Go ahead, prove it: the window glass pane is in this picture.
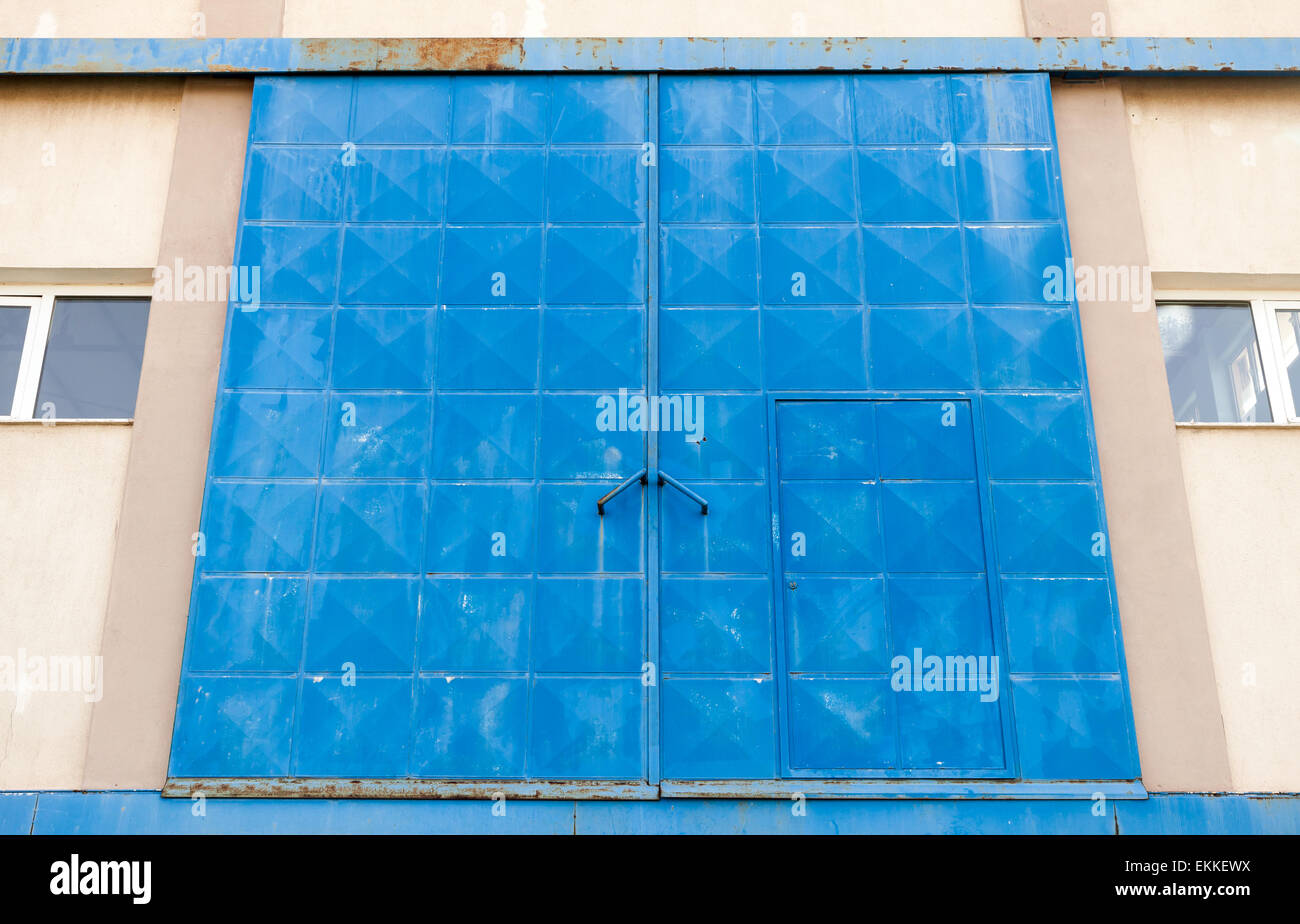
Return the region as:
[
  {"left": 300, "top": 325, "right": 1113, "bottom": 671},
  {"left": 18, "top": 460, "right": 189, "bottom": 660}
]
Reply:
[
  {"left": 34, "top": 298, "right": 150, "bottom": 419},
  {"left": 1156, "top": 303, "right": 1272, "bottom": 423},
  {"left": 0, "top": 306, "right": 31, "bottom": 415},
  {"left": 1275, "top": 309, "right": 1300, "bottom": 417}
]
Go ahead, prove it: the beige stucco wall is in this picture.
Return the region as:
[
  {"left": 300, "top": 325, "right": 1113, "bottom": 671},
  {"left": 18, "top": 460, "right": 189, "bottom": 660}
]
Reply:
[
  {"left": 1109, "top": 0, "right": 1300, "bottom": 37},
  {"left": 1175, "top": 428, "right": 1300, "bottom": 791},
  {"left": 0, "top": 78, "right": 183, "bottom": 272},
  {"left": 1124, "top": 78, "right": 1300, "bottom": 277},
  {"left": 0, "top": 78, "right": 183, "bottom": 787},
  {"left": 0, "top": 0, "right": 1029, "bottom": 40},
  {"left": 0, "top": 1, "right": 201, "bottom": 37},
  {"left": 8, "top": 0, "right": 1300, "bottom": 39},
  {"left": 1124, "top": 76, "right": 1300, "bottom": 790},
  {"left": 0, "top": 425, "right": 132, "bottom": 788},
  {"left": 282, "top": 1, "right": 1025, "bottom": 37}
]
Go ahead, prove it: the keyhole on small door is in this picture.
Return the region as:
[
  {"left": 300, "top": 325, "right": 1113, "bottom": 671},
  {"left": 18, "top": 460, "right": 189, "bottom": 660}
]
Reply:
[{"left": 788, "top": 581, "right": 797, "bottom": 590}]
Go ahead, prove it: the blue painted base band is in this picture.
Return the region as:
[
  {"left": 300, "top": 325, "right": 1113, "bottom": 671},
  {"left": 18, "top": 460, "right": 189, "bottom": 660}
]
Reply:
[{"left": 3, "top": 792, "right": 1297, "bottom": 835}]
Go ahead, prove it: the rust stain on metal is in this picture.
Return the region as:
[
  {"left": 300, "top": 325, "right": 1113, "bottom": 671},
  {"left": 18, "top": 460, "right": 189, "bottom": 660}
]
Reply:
[
  {"left": 163, "top": 777, "right": 656, "bottom": 800},
  {"left": 414, "top": 37, "right": 523, "bottom": 70},
  {"left": 300, "top": 37, "right": 524, "bottom": 72},
  {"left": 566, "top": 37, "right": 613, "bottom": 70}
]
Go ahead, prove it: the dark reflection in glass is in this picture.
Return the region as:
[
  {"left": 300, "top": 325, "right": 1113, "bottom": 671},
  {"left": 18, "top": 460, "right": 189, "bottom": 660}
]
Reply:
[
  {"left": 0, "top": 306, "right": 30, "bottom": 415},
  {"left": 35, "top": 298, "right": 150, "bottom": 419}
]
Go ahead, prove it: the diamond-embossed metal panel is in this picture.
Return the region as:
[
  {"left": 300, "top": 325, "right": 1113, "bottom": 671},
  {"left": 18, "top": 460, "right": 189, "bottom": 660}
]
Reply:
[
  {"left": 170, "top": 72, "right": 1140, "bottom": 792},
  {"left": 171, "top": 75, "right": 652, "bottom": 785},
  {"left": 654, "top": 73, "right": 1138, "bottom": 785}
]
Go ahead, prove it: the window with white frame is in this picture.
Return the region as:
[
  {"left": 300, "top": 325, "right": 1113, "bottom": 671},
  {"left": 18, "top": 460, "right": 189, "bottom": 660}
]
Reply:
[
  {"left": 1156, "top": 298, "right": 1300, "bottom": 424},
  {"left": 0, "top": 289, "right": 151, "bottom": 421}
]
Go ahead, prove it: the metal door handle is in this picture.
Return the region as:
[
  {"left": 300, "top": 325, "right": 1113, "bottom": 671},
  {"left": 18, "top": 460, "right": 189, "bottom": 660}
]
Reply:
[
  {"left": 658, "top": 471, "right": 708, "bottom": 515},
  {"left": 596, "top": 468, "right": 647, "bottom": 515}
]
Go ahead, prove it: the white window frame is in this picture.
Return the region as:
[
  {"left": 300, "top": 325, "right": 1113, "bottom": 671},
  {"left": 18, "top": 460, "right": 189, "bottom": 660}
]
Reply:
[
  {"left": 1261, "top": 299, "right": 1300, "bottom": 423},
  {"left": 0, "top": 283, "right": 154, "bottom": 422}
]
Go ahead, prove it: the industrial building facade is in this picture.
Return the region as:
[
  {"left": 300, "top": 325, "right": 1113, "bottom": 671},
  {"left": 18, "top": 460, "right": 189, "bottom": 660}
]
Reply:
[{"left": 0, "top": 1, "right": 1298, "bottom": 834}]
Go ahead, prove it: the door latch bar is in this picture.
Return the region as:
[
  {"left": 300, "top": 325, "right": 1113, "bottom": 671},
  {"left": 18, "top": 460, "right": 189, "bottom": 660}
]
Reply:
[
  {"left": 596, "top": 467, "right": 648, "bottom": 515},
  {"left": 658, "top": 470, "right": 708, "bottom": 515}
]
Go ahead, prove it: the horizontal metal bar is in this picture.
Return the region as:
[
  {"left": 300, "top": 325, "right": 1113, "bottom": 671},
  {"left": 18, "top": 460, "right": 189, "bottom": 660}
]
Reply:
[
  {"left": 163, "top": 778, "right": 659, "bottom": 800},
  {"left": 658, "top": 471, "right": 708, "bottom": 515},
  {"left": 660, "top": 780, "right": 1151, "bottom": 800},
  {"left": 161, "top": 777, "right": 1148, "bottom": 800},
  {"left": 596, "top": 467, "right": 647, "bottom": 515},
  {"left": 4, "top": 37, "right": 1300, "bottom": 75}
]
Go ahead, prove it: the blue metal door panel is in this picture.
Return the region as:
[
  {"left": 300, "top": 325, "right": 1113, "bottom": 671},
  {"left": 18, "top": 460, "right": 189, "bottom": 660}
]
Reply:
[
  {"left": 171, "top": 74, "right": 652, "bottom": 785},
  {"left": 654, "top": 73, "right": 1139, "bottom": 786},
  {"left": 170, "top": 71, "right": 1141, "bottom": 793},
  {"left": 766, "top": 400, "right": 1008, "bottom": 776}
]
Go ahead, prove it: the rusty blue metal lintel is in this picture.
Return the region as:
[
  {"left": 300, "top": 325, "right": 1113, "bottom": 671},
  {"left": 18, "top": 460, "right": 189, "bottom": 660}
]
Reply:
[
  {"left": 2, "top": 37, "right": 1300, "bottom": 75},
  {"left": 660, "top": 780, "right": 1150, "bottom": 800},
  {"left": 163, "top": 778, "right": 660, "bottom": 800},
  {"left": 160, "top": 778, "right": 1148, "bottom": 800}
]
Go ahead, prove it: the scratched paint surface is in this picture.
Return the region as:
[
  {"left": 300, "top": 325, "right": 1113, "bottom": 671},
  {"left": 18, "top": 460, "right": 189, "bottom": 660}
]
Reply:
[{"left": 169, "top": 73, "right": 1140, "bottom": 789}]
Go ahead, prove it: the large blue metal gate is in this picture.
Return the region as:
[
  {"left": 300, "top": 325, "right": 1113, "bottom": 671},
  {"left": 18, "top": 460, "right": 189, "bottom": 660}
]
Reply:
[{"left": 168, "top": 72, "right": 1141, "bottom": 795}]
